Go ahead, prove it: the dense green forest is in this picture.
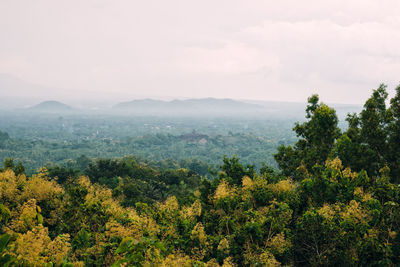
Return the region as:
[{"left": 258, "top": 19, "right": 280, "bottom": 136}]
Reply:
[
  {"left": 1, "top": 84, "right": 400, "bottom": 266},
  {"left": 0, "top": 115, "right": 297, "bottom": 175}
]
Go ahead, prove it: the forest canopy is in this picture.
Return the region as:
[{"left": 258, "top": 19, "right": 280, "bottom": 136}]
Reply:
[{"left": 1, "top": 84, "right": 400, "bottom": 266}]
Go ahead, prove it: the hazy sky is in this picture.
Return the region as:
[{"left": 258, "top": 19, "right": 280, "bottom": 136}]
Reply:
[{"left": 1, "top": 0, "right": 400, "bottom": 104}]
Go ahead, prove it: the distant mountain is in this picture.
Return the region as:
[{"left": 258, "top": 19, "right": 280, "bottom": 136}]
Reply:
[
  {"left": 113, "top": 98, "right": 265, "bottom": 116},
  {"left": 29, "top": 101, "right": 73, "bottom": 112},
  {"left": 115, "top": 99, "right": 169, "bottom": 109}
]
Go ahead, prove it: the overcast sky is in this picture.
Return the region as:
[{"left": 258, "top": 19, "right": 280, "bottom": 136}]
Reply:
[{"left": 1, "top": 0, "right": 400, "bottom": 104}]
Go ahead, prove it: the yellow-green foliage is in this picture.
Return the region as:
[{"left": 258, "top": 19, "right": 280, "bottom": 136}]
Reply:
[
  {"left": 20, "top": 175, "right": 63, "bottom": 202},
  {"left": 160, "top": 253, "right": 194, "bottom": 267},
  {"left": 214, "top": 179, "right": 235, "bottom": 201},
  {"left": 0, "top": 169, "right": 24, "bottom": 204},
  {"left": 1, "top": 144, "right": 400, "bottom": 267},
  {"left": 10, "top": 225, "right": 71, "bottom": 266},
  {"left": 341, "top": 200, "right": 369, "bottom": 224},
  {"left": 191, "top": 222, "right": 207, "bottom": 245},
  {"left": 5, "top": 198, "right": 42, "bottom": 234}
]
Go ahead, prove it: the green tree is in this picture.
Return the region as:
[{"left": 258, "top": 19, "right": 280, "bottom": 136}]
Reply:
[
  {"left": 275, "top": 95, "right": 340, "bottom": 179},
  {"left": 388, "top": 85, "right": 400, "bottom": 183},
  {"left": 336, "top": 84, "right": 392, "bottom": 178},
  {"left": 219, "top": 156, "right": 256, "bottom": 185},
  {"left": 2, "top": 158, "right": 25, "bottom": 175}
]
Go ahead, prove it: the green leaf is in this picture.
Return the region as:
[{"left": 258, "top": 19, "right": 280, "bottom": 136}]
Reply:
[
  {"left": 115, "top": 238, "right": 132, "bottom": 254},
  {"left": 37, "top": 214, "right": 44, "bottom": 224},
  {"left": 0, "top": 234, "right": 11, "bottom": 253}
]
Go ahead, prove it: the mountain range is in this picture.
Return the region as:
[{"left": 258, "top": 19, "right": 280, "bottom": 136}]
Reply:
[
  {"left": 113, "top": 98, "right": 267, "bottom": 116},
  {"left": 0, "top": 73, "right": 362, "bottom": 118}
]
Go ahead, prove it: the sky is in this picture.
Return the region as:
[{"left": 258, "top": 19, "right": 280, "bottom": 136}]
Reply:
[{"left": 0, "top": 0, "right": 400, "bottom": 105}]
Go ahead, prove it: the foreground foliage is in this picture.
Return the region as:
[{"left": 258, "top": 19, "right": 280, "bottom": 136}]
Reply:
[{"left": 2, "top": 156, "right": 400, "bottom": 266}]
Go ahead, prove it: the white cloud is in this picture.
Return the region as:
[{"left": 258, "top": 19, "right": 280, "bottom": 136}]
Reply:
[{"left": 178, "top": 41, "right": 280, "bottom": 74}]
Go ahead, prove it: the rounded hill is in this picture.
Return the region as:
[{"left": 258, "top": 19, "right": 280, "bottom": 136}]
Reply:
[{"left": 30, "top": 101, "right": 73, "bottom": 111}]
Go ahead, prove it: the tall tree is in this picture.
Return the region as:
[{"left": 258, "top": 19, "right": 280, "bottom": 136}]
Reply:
[
  {"left": 388, "top": 85, "right": 400, "bottom": 183},
  {"left": 359, "top": 84, "right": 390, "bottom": 173},
  {"left": 275, "top": 95, "right": 340, "bottom": 179},
  {"left": 335, "top": 84, "right": 391, "bottom": 177}
]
